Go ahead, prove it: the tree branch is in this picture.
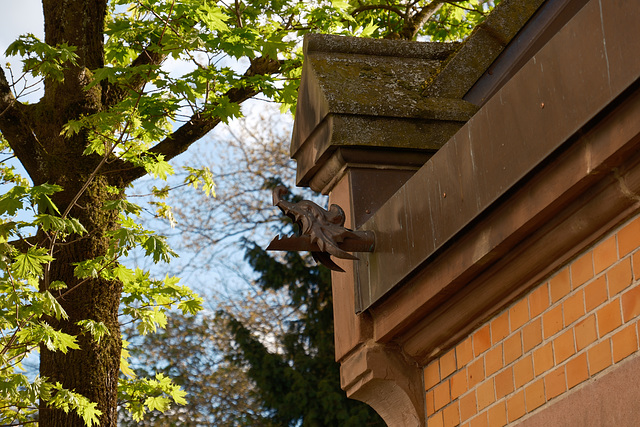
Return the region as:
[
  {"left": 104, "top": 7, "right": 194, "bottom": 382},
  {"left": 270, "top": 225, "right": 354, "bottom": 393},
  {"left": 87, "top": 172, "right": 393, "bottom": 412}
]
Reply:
[
  {"left": 102, "top": 47, "right": 167, "bottom": 108},
  {"left": 109, "top": 56, "right": 282, "bottom": 185},
  {"left": 0, "top": 66, "right": 45, "bottom": 183},
  {"left": 351, "top": 4, "right": 405, "bottom": 18},
  {"left": 399, "top": 0, "right": 444, "bottom": 40}
]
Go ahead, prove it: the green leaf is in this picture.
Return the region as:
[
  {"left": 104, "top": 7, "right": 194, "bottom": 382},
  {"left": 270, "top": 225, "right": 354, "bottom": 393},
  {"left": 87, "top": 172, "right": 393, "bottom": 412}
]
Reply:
[
  {"left": 142, "top": 235, "right": 177, "bottom": 263},
  {"left": 196, "top": 4, "right": 230, "bottom": 32},
  {"left": 184, "top": 166, "right": 216, "bottom": 197},
  {"left": 78, "top": 401, "right": 102, "bottom": 427},
  {"left": 112, "top": 264, "right": 136, "bottom": 284},
  {"left": 13, "top": 247, "right": 53, "bottom": 278},
  {"left": 103, "top": 199, "right": 141, "bottom": 216},
  {"left": 145, "top": 395, "right": 171, "bottom": 412},
  {"left": 0, "top": 194, "right": 23, "bottom": 216},
  {"left": 120, "top": 341, "right": 136, "bottom": 379},
  {"left": 77, "top": 319, "right": 111, "bottom": 345},
  {"left": 49, "top": 280, "right": 67, "bottom": 290},
  {"left": 34, "top": 214, "right": 65, "bottom": 232},
  {"left": 177, "top": 297, "right": 203, "bottom": 316},
  {"left": 143, "top": 155, "right": 174, "bottom": 180},
  {"left": 73, "top": 257, "right": 104, "bottom": 279},
  {"left": 360, "top": 20, "right": 378, "bottom": 37},
  {"left": 16, "top": 323, "right": 80, "bottom": 353},
  {"left": 42, "top": 291, "right": 68, "bottom": 321}
]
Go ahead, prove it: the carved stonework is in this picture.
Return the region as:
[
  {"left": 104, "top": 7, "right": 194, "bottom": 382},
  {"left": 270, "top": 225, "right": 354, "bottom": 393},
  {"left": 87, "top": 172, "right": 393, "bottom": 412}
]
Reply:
[
  {"left": 341, "top": 342, "right": 424, "bottom": 426},
  {"left": 267, "top": 186, "right": 374, "bottom": 272}
]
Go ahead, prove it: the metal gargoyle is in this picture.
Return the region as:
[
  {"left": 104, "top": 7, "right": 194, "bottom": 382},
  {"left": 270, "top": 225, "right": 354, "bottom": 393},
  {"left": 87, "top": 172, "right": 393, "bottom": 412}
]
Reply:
[{"left": 267, "top": 186, "right": 375, "bottom": 272}]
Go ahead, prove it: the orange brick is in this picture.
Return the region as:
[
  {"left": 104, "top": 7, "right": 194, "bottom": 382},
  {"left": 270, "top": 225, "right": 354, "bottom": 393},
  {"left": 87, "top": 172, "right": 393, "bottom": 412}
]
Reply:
[
  {"left": 587, "top": 340, "right": 612, "bottom": 375},
  {"left": 584, "top": 276, "right": 608, "bottom": 312},
  {"left": 543, "top": 305, "right": 563, "bottom": 339},
  {"left": 491, "top": 312, "right": 510, "bottom": 345},
  {"left": 457, "top": 338, "right": 474, "bottom": 368},
  {"left": 443, "top": 400, "right": 461, "bottom": 427},
  {"left": 574, "top": 315, "right": 597, "bottom": 351},
  {"left": 474, "top": 325, "right": 491, "bottom": 356},
  {"left": 506, "top": 390, "right": 526, "bottom": 422},
  {"left": 467, "top": 359, "right": 485, "bottom": 388},
  {"left": 495, "top": 367, "right": 514, "bottom": 399},
  {"left": 504, "top": 332, "right": 522, "bottom": 365},
  {"left": 553, "top": 329, "right": 575, "bottom": 364},
  {"left": 514, "top": 355, "right": 534, "bottom": 388},
  {"left": 476, "top": 379, "right": 495, "bottom": 411},
  {"left": 634, "top": 251, "right": 640, "bottom": 281},
  {"left": 594, "top": 235, "right": 618, "bottom": 274},
  {"left": 427, "top": 390, "right": 436, "bottom": 416},
  {"left": 597, "top": 299, "right": 622, "bottom": 336},
  {"left": 563, "top": 291, "right": 585, "bottom": 326},
  {"left": 544, "top": 366, "right": 566, "bottom": 400},
  {"left": 566, "top": 352, "right": 589, "bottom": 389},
  {"left": 529, "top": 284, "right": 550, "bottom": 317},
  {"left": 441, "top": 349, "right": 457, "bottom": 378},
  {"left": 460, "top": 391, "right": 478, "bottom": 422},
  {"left": 608, "top": 257, "right": 633, "bottom": 296},
  {"left": 612, "top": 323, "right": 638, "bottom": 363},
  {"left": 617, "top": 217, "right": 640, "bottom": 257},
  {"left": 550, "top": 268, "right": 571, "bottom": 302},
  {"left": 509, "top": 299, "right": 529, "bottom": 331},
  {"left": 524, "top": 378, "right": 545, "bottom": 412},
  {"left": 485, "top": 345, "right": 503, "bottom": 376},
  {"left": 429, "top": 411, "right": 444, "bottom": 427},
  {"left": 523, "top": 318, "right": 542, "bottom": 352},
  {"left": 533, "top": 342, "right": 554, "bottom": 377},
  {"left": 469, "top": 412, "right": 488, "bottom": 427},
  {"left": 571, "top": 252, "right": 594, "bottom": 289},
  {"left": 451, "top": 370, "right": 469, "bottom": 399},
  {"left": 622, "top": 285, "right": 640, "bottom": 322},
  {"left": 487, "top": 401, "right": 507, "bottom": 427},
  {"left": 425, "top": 361, "right": 441, "bottom": 390},
  {"left": 434, "top": 380, "right": 451, "bottom": 411}
]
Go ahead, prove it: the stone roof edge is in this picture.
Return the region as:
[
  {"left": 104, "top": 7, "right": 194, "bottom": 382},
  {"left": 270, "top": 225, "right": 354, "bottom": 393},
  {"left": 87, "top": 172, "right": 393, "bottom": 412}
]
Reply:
[
  {"left": 303, "top": 32, "right": 458, "bottom": 60},
  {"left": 421, "top": 0, "right": 547, "bottom": 98}
]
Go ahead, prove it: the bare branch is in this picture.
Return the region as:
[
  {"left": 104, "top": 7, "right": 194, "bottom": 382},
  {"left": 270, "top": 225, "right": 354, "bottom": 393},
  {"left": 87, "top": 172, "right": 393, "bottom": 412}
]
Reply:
[{"left": 445, "top": 0, "right": 487, "bottom": 14}]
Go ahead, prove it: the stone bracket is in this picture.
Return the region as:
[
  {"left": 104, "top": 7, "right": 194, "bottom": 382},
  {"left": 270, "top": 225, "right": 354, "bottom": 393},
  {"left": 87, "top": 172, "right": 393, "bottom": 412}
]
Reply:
[{"left": 341, "top": 342, "right": 425, "bottom": 426}]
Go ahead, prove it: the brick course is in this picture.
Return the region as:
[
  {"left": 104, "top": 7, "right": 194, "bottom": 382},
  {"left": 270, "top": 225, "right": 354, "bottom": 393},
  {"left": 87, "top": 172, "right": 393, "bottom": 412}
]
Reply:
[{"left": 423, "top": 215, "right": 640, "bottom": 426}]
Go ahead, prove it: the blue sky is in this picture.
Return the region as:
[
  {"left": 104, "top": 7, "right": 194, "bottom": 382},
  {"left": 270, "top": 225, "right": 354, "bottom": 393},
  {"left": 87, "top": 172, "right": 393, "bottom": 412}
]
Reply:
[{"left": 0, "top": 0, "right": 44, "bottom": 57}]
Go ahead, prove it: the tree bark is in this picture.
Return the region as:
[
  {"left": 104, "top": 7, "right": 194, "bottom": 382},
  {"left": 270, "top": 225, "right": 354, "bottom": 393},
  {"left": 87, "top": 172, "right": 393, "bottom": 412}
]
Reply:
[{"left": 39, "top": 179, "right": 123, "bottom": 426}]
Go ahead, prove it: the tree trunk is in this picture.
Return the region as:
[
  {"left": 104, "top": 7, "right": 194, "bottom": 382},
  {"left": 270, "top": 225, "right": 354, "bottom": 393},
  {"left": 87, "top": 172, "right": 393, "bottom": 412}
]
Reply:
[
  {"left": 21, "top": 2, "right": 125, "bottom": 424},
  {"left": 38, "top": 177, "right": 124, "bottom": 426}
]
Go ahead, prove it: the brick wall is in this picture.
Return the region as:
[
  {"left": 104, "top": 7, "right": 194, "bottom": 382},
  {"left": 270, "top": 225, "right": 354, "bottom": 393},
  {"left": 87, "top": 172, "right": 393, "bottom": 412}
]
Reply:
[{"left": 423, "top": 214, "right": 640, "bottom": 427}]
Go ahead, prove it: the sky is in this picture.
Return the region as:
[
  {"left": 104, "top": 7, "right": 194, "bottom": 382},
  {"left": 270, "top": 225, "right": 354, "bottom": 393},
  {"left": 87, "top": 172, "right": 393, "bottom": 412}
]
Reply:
[{"left": 0, "top": 0, "right": 44, "bottom": 57}]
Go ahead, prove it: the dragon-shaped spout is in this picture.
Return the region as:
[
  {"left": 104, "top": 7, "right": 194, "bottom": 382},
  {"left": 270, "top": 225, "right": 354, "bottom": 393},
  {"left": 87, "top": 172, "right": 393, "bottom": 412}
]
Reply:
[{"left": 267, "top": 186, "right": 375, "bottom": 272}]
